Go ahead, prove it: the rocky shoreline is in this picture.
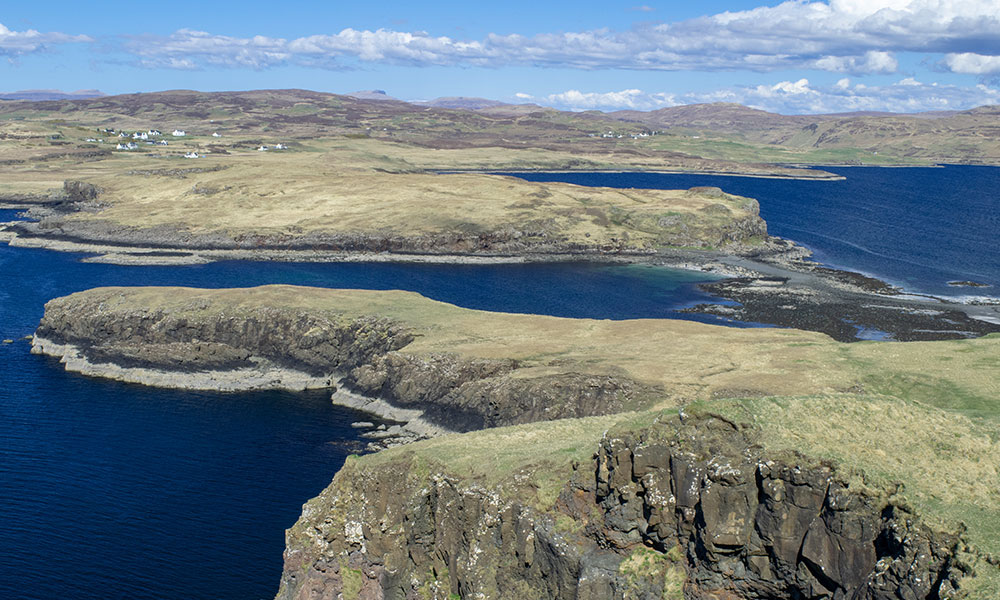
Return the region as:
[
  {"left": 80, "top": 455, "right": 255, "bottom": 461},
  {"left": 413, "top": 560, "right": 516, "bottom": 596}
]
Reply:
[
  {"left": 30, "top": 287, "right": 664, "bottom": 446},
  {"left": 5, "top": 195, "right": 999, "bottom": 343},
  {"left": 666, "top": 249, "right": 1000, "bottom": 342}
]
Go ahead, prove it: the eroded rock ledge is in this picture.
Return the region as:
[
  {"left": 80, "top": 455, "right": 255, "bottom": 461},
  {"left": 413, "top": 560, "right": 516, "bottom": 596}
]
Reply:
[
  {"left": 278, "top": 415, "right": 966, "bottom": 600},
  {"left": 32, "top": 287, "right": 655, "bottom": 432}
]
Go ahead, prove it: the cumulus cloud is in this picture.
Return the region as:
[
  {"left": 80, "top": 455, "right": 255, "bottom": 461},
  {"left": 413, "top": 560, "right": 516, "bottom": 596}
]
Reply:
[
  {"left": 126, "top": 29, "right": 290, "bottom": 69},
  {"left": 534, "top": 79, "right": 1000, "bottom": 114},
  {"left": 812, "top": 50, "right": 898, "bottom": 74},
  {"left": 123, "top": 1, "right": 1000, "bottom": 73},
  {"left": 943, "top": 52, "right": 1000, "bottom": 75},
  {"left": 0, "top": 22, "right": 92, "bottom": 56}
]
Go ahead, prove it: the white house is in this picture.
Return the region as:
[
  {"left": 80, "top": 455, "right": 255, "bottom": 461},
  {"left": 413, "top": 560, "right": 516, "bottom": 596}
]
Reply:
[
  {"left": 148, "top": 130, "right": 162, "bottom": 136},
  {"left": 274, "top": 143, "right": 287, "bottom": 150},
  {"left": 212, "top": 132, "right": 222, "bottom": 137},
  {"left": 116, "top": 142, "right": 139, "bottom": 151},
  {"left": 172, "top": 130, "right": 186, "bottom": 137},
  {"left": 132, "top": 132, "right": 148, "bottom": 140},
  {"left": 184, "top": 152, "right": 200, "bottom": 159},
  {"left": 157, "top": 140, "right": 169, "bottom": 146},
  {"left": 257, "top": 145, "right": 268, "bottom": 152}
]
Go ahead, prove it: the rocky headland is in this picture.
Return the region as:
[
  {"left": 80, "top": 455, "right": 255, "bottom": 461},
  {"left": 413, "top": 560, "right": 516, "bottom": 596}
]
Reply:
[
  {"left": 8, "top": 89, "right": 1000, "bottom": 599},
  {"left": 30, "top": 284, "right": 1000, "bottom": 598},
  {"left": 2, "top": 177, "right": 771, "bottom": 263},
  {"left": 277, "top": 413, "right": 971, "bottom": 600}
]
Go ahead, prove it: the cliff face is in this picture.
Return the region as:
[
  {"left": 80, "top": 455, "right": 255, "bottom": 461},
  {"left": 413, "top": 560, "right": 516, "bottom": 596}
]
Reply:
[
  {"left": 33, "top": 288, "right": 654, "bottom": 430},
  {"left": 277, "top": 415, "right": 965, "bottom": 600},
  {"left": 34, "top": 295, "right": 413, "bottom": 376}
]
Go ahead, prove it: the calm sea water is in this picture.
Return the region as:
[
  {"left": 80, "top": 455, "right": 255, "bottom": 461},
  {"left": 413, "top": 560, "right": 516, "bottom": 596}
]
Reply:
[
  {"left": 0, "top": 220, "right": 729, "bottom": 600},
  {"left": 502, "top": 165, "right": 1000, "bottom": 299},
  {"left": 3, "top": 164, "right": 995, "bottom": 598}
]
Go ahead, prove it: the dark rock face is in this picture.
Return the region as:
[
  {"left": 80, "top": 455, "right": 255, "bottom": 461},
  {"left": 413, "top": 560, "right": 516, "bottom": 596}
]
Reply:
[
  {"left": 350, "top": 355, "right": 644, "bottom": 430},
  {"left": 277, "top": 416, "right": 966, "bottom": 600},
  {"left": 592, "top": 418, "right": 964, "bottom": 600},
  {"left": 35, "top": 291, "right": 649, "bottom": 430},
  {"left": 36, "top": 299, "right": 412, "bottom": 376}
]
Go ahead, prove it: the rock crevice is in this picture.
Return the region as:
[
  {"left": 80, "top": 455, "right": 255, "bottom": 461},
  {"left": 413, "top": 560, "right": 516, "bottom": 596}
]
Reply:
[{"left": 277, "top": 415, "right": 966, "bottom": 600}]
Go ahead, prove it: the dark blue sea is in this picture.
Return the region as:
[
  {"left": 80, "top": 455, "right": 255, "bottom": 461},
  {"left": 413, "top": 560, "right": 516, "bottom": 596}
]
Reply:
[
  {"left": 0, "top": 219, "right": 731, "bottom": 600},
  {"left": 502, "top": 165, "right": 1000, "bottom": 299}
]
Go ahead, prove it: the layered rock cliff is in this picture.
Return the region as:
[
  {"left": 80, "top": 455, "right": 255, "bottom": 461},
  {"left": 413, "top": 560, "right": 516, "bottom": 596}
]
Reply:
[
  {"left": 276, "top": 414, "right": 967, "bottom": 600},
  {"left": 32, "top": 287, "right": 656, "bottom": 430}
]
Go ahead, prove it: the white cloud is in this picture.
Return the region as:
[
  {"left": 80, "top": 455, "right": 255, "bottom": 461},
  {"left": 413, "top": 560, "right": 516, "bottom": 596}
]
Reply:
[
  {"left": 126, "top": 29, "right": 291, "bottom": 70},
  {"left": 542, "top": 89, "right": 677, "bottom": 110},
  {"left": 762, "top": 78, "right": 816, "bottom": 96},
  {"left": 812, "top": 50, "right": 898, "bottom": 74},
  {"left": 0, "top": 22, "right": 92, "bottom": 56},
  {"left": 536, "top": 79, "right": 1000, "bottom": 114},
  {"left": 943, "top": 52, "right": 1000, "bottom": 75},
  {"left": 122, "top": 1, "right": 1000, "bottom": 74}
]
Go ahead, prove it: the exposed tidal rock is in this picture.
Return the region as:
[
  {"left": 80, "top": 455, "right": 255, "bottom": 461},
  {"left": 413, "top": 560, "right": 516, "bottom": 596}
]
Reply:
[{"left": 277, "top": 415, "right": 967, "bottom": 600}]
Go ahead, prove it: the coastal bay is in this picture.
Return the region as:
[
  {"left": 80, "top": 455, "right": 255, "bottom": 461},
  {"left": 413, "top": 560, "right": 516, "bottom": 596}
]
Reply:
[{"left": 2, "top": 89, "right": 1000, "bottom": 599}]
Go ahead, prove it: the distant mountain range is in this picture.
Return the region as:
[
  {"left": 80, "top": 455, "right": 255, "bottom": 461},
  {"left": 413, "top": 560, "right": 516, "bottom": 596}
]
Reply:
[{"left": 0, "top": 89, "right": 106, "bottom": 101}]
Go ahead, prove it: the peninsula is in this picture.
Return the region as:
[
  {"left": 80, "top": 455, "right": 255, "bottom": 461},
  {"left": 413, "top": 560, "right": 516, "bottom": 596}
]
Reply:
[{"left": 31, "top": 285, "right": 1000, "bottom": 598}]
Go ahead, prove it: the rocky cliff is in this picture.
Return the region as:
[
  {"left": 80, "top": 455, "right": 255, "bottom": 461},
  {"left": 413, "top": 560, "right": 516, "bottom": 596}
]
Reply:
[
  {"left": 276, "top": 414, "right": 967, "bottom": 600},
  {"left": 32, "top": 286, "right": 656, "bottom": 430},
  {"left": 29, "top": 286, "right": 999, "bottom": 598}
]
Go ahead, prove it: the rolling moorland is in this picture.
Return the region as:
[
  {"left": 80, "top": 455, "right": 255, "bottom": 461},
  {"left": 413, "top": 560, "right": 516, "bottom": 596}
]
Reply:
[
  {"left": 2, "top": 89, "right": 999, "bottom": 265},
  {"left": 4, "top": 90, "right": 1000, "bottom": 598}
]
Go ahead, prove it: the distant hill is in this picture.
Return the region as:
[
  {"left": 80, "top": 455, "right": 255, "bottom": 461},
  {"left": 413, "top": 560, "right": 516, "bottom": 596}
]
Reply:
[
  {"left": 609, "top": 102, "right": 813, "bottom": 131},
  {"left": 0, "top": 88, "right": 996, "bottom": 167},
  {"left": 0, "top": 89, "right": 105, "bottom": 101},
  {"left": 418, "top": 97, "right": 510, "bottom": 110},
  {"left": 347, "top": 90, "right": 400, "bottom": 102}
]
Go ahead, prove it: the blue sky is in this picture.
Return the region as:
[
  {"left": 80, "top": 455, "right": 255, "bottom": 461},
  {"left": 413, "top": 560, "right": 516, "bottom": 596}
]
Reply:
[{"left": 3, "top": 0, "right": 1000, "bottom": 114}]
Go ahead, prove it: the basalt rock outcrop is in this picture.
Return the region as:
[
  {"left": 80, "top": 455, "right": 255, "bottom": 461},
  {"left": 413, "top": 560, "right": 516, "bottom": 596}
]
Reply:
[
  {"left": 277, "top": 415, "right": 967, "bottom": 600},
  {"left": 32, "top": 288, "right": 651, "bottom": 430}
]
